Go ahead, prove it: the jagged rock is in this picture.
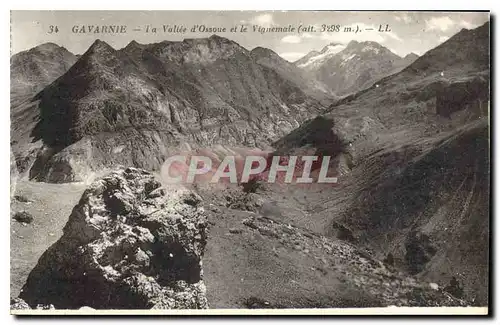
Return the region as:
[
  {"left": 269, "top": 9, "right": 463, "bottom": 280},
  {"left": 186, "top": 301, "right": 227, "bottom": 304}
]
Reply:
[
  {"left": 10, "top": 298, "right": 30, "bottom": 310},
  {"left": 13, "top": 211, "right": 34, "bottom": 224},
  {"left": 242, "top": 217, "right": 259, "bottom": 229},
  {"left": 241, "top": 177, "right": 267, "bottom": 194},
  {"left": 383, "top": 253, "right": 395, "bottom": 267},
  {"left": 444, "top": 277, "right": 465, "bottom": 299},
  {"left": 36, "top": 304, "right": 55, "bottom": 310},
  {"left": 332, "top": 222, "right": 356, "bottom": 242},
  {"left": 29, "top": 139, "right": 94, "bottom": 183},
  {"left": 258, "top": 227, "right": 279, "bottom": 238},
  {"left": 14, "top": 195, "right": 30, "bottom": 203},
  {"left": 10, "top": 298, "right": 55, "bottom": 310},
  {"left": 227, "top": 192, "right": 264, "bottom": 212},
  {"left": 17, "top": 167, "right": 208, "bottom": 309},
  {"left": 429, "top": 283, "right": 439, "bottom": 291},
  {"left": 405, "top": 231, "right": 437, "bottom": 274},
  {"left": 228, "top": 228, "right": 243, "bottom": 234}
]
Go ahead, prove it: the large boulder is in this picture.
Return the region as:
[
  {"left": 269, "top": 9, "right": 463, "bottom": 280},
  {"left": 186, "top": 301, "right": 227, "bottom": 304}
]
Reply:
[
  {"left": 17, "top": 167, "right": 208, "bottom": 309},
  {"left": 29, "top": 139, "right": 94, "bottom": 183}
]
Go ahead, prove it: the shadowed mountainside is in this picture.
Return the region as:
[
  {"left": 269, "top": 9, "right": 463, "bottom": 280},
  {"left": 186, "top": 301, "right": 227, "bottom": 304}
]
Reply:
[
  {"left": 272, "top": 21, "right": 490, "bottom": 304},
  {"left": 11, "top": 36, "right": 334, "bottom": 183}
]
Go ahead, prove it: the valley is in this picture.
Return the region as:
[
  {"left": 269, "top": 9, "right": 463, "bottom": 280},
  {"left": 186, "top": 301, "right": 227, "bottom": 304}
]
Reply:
[{"left": 9, "top": 17, "right": 490, "bottom": 311}]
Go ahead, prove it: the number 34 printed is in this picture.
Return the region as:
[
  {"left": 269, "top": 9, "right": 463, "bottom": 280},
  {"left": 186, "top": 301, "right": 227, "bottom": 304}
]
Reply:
[{"left": 48, "top": 25, "right": 59, "bottom": 33}]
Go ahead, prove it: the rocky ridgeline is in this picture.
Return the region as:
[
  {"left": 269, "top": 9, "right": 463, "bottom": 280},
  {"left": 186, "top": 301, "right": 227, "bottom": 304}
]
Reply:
[
  {"left": 240, "top": 215, "right": 467, "bottom": 307},
  {"left": 295, "top": 40, "right": 418, "bottom": 96},
  {"left": 11, "top": 36, "right": 329, "bottom": 185},
  {"left": 10, "top": 42, "right": 77, "bottom": 95},
  {"left": 14, "top": 167, "right": 209, "bottom": 309}
]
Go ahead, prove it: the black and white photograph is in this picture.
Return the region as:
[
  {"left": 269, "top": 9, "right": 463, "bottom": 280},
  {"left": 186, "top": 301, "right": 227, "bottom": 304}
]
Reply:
[{"left": 8, "top": 10, "right": 491, "bottom": 315}]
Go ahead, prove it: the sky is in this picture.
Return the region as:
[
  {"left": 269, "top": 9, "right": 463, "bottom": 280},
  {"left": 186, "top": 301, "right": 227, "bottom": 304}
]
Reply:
[{"left": 11, "top": 11, "right": 489, "bottom": 61}]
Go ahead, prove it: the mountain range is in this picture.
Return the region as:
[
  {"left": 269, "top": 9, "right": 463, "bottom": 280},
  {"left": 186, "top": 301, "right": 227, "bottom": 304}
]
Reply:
[
  {"left": 274, "top": 22, "right": 490, "bottom": 304},
  {"left": 11, "top": 35, "right": 334, "bottom": 182},
  {"left": 10, "top": 36, "right": 425, "bottom": 184},
  {"left": 10, "top": 21, "right": 490, "bottom": 308},
  {"left": 295, "top": 40, "right": 419, "bottom": 96}
]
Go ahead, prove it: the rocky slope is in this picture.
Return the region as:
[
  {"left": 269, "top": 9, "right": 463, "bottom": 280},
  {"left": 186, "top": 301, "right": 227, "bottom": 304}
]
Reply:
[
  {"left": 295, "top": 41, "right": 419, "bottom": 96},
  {"left": 16, "top": 167, "right": 208, "bottom": 309},
  {"left": 10, "top": 43, "right": 77, "bottom": 97},
  {"left": 12, "top": 167, "right": 469, "bottom": 310},
  {"left": 339, "top": 121, "right": 489, "bottom": 303},
  {"left": 11, "top": 36, "right": 331, "bottom": 183},
  {"left": 189, "top": 184, "right": 468, "bottom": 308},
  {"left": 9, "top": 21, "right": 490, "bottom": 311},
  {"left": 279, "top": 22, "right": 489, "bottom": 159},
  {"left": 273, "top": 22, "right": 490, "bottom": 304}
]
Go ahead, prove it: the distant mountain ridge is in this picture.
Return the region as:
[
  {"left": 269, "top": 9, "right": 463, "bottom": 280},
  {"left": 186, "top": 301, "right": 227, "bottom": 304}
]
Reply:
[
  {"left": 10, "top": 43, "right": 77, "bottom": 96},
  {"left": 295, "top": 43, "right": 346, "bottom": 70},
  {"left": 295, "top": 40, "right": 419, "bottom": 96}
]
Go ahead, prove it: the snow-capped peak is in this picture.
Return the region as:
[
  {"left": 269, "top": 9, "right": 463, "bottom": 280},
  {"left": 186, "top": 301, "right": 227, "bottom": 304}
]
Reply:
[
  {"left": 361, "top": 45, "right": 380, "bottom": 54},
  {"left": 296, "top": 43, "right": 346, "bottom": 69}
]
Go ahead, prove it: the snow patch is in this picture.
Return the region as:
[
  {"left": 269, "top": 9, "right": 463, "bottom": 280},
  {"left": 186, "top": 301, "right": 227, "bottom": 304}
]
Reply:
[
  {"left": 361, "top": 45, "right": 380, "bottom": 54},
  {"left": 297, "top": 44, "right": 346, "bottom": 69},
  {"left": 344, "top": 54, "right": 357, "bottom": 61},
  {"left": 340, "top": 54, "right": 357, "bottom": 66}
]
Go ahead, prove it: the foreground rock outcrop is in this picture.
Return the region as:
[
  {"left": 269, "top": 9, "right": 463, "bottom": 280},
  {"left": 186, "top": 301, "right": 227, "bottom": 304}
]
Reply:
[{"left": 17, "top": 167, "right": 208, "bottom": 309}]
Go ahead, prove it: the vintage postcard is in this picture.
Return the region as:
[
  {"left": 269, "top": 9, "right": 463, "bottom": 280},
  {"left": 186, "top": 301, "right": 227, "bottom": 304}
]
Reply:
[{"left": 9, "top": 10, "right": 490, "bottom": 315}]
